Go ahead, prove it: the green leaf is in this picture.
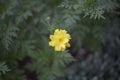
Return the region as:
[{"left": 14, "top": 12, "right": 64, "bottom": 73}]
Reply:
[{"left": 0, "top": 62, "right": 10, "bottom": 75}]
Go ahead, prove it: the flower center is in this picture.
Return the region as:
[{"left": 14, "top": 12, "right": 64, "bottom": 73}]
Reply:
[{"left": 58, "top": 38, "right": 63, "bottom": 42}]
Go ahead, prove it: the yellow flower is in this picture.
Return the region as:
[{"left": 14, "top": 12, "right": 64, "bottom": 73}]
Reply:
[{"left": 49, "top": 29, "right": 71, "bottom": 51}]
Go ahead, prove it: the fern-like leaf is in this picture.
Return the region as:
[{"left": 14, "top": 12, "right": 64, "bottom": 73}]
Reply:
[{"left": 0, "top": 62, "right": 10, "bottom": 75}]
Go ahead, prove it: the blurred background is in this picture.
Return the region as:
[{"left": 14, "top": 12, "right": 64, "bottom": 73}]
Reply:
[{"left": 0, "top": 0, "right": 120, "bottom": 80}]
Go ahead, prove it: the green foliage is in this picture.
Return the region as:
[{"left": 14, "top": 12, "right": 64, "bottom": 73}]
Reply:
[
  {"left": 27, "top": 50, "right": 74, "bottom": 80},
  {"left": 0, "top": 0, "right": 119, "bottom": 80},
  {"left": 0, "top": 62, "right": 10, "bottom": 76},
  {"left": 1, "top": 25, "right": 19, "bottom": 49}
]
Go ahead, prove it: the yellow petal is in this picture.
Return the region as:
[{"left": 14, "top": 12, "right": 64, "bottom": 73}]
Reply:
[
  {"left": 49, "top": 41, "right": 54, "bottom": 47},
  {"left": 61, "top": 47, "right": 65, "bottom": 51},
  {"left": 55, "top": 46, "right": 61, "bottom": 51},
  {"left": 50, "top": 35, "right": 54, "bottom": 40},
  {"left": 66, "top": 43, "right": 70, "bottom": 47},
  {"left": 64, "top": 38, "right": 69, "bottom": 43},
  {"left": 54, "top": 29, "right": 59, "bottom": 34}
]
